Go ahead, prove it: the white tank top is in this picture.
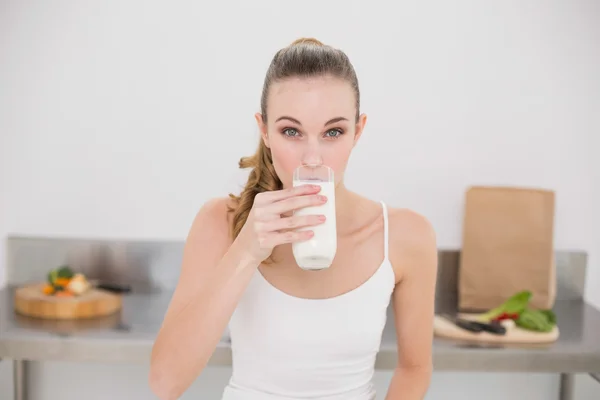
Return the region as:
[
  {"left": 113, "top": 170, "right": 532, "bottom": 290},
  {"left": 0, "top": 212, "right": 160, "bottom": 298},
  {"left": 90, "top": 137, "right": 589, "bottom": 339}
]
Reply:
[{"left": 222, "top": 202, "right": 395, "bottom": 400}]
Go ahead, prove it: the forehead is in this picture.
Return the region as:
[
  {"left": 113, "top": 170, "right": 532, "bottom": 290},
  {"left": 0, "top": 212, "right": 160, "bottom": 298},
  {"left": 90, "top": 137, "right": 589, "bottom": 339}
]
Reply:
[{"left": 267, "top": 76, "right": 355, "bottom": 123}]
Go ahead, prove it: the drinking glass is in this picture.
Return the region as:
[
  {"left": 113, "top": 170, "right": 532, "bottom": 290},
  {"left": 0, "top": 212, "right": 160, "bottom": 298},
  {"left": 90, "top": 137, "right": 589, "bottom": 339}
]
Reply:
[{"left": 292, "top": 165, "right": 337, "bottom": 271}]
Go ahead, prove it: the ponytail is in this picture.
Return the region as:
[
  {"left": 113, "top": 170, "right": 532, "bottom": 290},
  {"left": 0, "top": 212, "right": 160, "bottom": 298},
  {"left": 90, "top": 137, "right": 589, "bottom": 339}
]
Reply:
[{"left": 228, "top": 140, "right": 282, "bottom": 244}]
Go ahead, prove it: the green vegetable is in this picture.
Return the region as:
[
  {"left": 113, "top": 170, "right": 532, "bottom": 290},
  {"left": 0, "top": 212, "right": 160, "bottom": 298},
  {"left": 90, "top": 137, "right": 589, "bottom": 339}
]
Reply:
[
  {"left": 476, "top": 290, "right": 532, "bottom": 322},
  {"left": 56, "top": 266, "right": 74, "bottom": 279},
  {"left": 474, "top": 290, "right": 558, "bottom": 332},
  {"left": 516, "top": 309, "right": 555, "bottom": 332},
  {"left": 47, "top": 265, "right": 74, "bottom": 285},
  {"left": 47, "top": 269, "right": 58, "bottom": 284},
  {"left": 539, "top": 309, "right": 556, "bottom": 325}
]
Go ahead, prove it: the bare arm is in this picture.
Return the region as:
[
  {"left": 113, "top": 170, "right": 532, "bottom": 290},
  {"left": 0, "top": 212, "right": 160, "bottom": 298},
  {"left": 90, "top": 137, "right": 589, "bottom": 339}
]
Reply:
[
  {"left": 149, "top": 198, "right": 256, "bottom": 399},
  {"left": 149, "top": 185, "right": 325, "bottom": 399},
  {"left": 385, "top": 210, "right": 438, "bottom": 400}
]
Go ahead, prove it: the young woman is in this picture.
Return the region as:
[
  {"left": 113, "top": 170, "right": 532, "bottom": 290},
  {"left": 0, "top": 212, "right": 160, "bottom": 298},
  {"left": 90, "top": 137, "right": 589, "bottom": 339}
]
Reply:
[{"left": 150, "top": 38, "right": 438, "bottom": 400}]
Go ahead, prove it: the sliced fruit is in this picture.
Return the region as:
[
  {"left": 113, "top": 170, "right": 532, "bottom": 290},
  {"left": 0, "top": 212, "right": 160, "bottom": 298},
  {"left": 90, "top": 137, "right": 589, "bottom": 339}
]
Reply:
[
  {"left": 42, "top": 284, "right": 55, "bottom": 295},
  {"left": 54, "top": 277, "right": 71, "bottom": 287},
  {"left": 67, "top": 273, "right": 91, "bottom": 295}
]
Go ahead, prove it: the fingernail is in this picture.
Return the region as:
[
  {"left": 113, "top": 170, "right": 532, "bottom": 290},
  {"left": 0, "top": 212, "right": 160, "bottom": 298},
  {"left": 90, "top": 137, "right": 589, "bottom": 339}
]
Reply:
[
  {"left": 319, "top": 195, "right": 327, "bottom": 202},
  {"left": 318, "top": 215, "right": 326, "bottom": 221}
]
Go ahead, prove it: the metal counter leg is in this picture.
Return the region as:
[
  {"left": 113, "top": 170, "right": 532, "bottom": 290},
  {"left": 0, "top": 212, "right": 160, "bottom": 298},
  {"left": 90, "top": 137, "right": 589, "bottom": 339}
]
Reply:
[
  {"left": 559, "top": 373, "right": 574, "bottom": 400},
  {"left": 13, "top": 359, "right": 27, "bottom": 400}
]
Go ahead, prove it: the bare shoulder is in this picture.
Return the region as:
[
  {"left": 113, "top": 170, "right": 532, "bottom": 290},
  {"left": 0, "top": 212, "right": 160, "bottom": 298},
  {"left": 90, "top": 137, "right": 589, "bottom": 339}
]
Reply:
[
  {"left": 182, "top": 197, "right": 235, "bottom": 265},
  {"left": 386, "top": 206, "right": 438, "bottom": 283},
  {"left": 386, "top": 207, "right": 436, "bottom": 245},
  {"left": 188, "top": 197, "right": 233, "bottom": 239}
]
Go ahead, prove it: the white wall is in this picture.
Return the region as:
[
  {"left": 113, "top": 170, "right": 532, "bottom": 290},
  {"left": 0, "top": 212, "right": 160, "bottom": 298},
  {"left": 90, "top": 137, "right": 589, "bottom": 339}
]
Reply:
[{"left": 1, "top": 1, "right": 598, "bottom": 399}]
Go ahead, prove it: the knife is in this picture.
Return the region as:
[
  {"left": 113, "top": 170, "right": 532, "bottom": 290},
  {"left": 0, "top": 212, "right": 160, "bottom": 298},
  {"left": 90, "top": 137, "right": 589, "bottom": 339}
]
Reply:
[
  {"left": 442, "top": 314, "right": 484, "bottom": 333},
  {"left": 442, "top": 314, "right": 507, "bottom": 335},
  {"left": 88, "top": 279, "right": 132, "bottom": 294},
  {"left": 95, "top": 282, "right": 132, "bottom": 294},
  {"left": 470, "top": 320, "right": 507, "bottom": 335}
]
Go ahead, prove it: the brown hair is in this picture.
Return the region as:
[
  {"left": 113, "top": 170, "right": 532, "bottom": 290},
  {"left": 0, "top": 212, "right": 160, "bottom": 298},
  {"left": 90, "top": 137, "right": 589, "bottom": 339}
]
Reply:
[{"left": 228, "top": 37, "right": 360, "bottom": 252}]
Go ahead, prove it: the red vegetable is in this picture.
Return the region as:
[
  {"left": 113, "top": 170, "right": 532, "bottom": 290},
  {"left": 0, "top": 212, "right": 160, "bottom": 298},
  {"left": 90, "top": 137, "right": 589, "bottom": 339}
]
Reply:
[{"left": 492, "top": 312, "right": 520, "bottom": 322}]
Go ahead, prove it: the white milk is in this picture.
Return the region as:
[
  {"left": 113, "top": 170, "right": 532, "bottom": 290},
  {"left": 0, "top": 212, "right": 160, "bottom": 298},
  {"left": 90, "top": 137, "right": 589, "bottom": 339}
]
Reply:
[{"left": 292, "top": 181, "right": 337, "bottom": 270}]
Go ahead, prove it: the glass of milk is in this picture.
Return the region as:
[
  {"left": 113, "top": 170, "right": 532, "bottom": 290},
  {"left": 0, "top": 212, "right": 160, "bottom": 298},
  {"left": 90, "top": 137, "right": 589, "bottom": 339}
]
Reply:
[{"left": 292, "top": 165, "right": 337, "bottom": 271}]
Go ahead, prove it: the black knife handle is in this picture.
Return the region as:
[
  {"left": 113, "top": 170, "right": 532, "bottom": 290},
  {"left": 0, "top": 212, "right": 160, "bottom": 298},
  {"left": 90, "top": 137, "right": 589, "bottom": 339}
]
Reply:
[
  {"left": 454, "top": 319, "right": 484, "bottom": 333},
  {"left": 473, "top": 321, "right": 507, "bottom": 335},
  {"left": 96, "top": 282, "right": 132, "bottom": 294}
]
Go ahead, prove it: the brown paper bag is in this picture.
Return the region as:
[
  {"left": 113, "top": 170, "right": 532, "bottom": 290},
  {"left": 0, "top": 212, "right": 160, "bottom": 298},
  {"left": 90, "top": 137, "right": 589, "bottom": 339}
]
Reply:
[{"left": 458, "top": 186, "right": 556, "bottom": 311}]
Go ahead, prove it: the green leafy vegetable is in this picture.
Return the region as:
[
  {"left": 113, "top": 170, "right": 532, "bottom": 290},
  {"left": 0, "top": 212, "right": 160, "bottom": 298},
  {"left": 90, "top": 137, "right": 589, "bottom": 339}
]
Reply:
[
  {"left": 516, "top": 309, "right": 555, "bottom": 332},
  {"left": 476, "top": 290, "right": 532, "bottom": 322},
  {"left": 47, "top": 265, "right": 74, "bottom": 285},
  {"left": 539, "top": 309, "right": 556, "bottom": 325},
  {"left": 474, "top": 290, "right": 558, "bottom": 332},
  {"left": 56, "top": 266, "right": 74, "bottom": 279},
  {"left": 47, "top": 269, "right": 58, "bottom": 284}
]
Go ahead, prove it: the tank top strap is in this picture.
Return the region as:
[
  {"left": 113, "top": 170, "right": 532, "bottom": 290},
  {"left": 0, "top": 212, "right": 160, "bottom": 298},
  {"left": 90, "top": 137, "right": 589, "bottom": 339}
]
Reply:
[{"left": 380, "top": 201, "right": 390, "bottom": 260}]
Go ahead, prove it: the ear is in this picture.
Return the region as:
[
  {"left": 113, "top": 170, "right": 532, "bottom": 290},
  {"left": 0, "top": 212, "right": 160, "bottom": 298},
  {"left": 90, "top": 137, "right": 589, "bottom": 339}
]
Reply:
[
  {"left": 353, "top": 113, "right": 367, "bottom": 146},
  {"left": 255, "top": 112, "right": 270, "bottom": 148}
]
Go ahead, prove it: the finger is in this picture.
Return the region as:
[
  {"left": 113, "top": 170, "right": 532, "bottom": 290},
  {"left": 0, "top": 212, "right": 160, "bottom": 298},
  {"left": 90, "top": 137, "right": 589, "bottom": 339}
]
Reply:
[
  {"left": 268, "top": 194, "right": 327, "bottom": 215},
  {"left": 263, "top": 230, "right": 314, "bottom": 247},
  {"left": 263, "top": 214, "right": 325, "bottom": 233},
  {"left": 255, "top": 184, "right": 321, "bottom": 204}
]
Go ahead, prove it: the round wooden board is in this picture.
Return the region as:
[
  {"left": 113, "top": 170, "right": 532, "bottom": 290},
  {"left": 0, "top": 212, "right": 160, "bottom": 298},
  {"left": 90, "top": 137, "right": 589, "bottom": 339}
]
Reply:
[
  {"left": 14, "top": 283, "right": 123, "bottom": 320},
  {"left": 14, "top": 312, "right": 123, "bottom": 335},
  {"left": 433, "top": 315, "right": 559, "bottom": 344}
]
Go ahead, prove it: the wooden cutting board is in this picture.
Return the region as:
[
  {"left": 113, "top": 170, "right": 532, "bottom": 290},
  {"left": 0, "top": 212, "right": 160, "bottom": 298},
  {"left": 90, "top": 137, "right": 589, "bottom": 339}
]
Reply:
[
  {"left": 14, "top": 312, "right": 122, "bottom": 335},
  {"left": 14, "top": 283, "right": 123, "bottom": 320},
  {"left": 433, "top": 315, "right": 559, "bottom": 344}
]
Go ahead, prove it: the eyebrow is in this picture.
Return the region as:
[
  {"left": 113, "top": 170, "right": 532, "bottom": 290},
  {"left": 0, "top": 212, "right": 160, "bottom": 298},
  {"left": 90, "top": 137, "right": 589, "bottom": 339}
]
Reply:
[{"left": 274, "top": 116, "right": 349, "bottom": 126}]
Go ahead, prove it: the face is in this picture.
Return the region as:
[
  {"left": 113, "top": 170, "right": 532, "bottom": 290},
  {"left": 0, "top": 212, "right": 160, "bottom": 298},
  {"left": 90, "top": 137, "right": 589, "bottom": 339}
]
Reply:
[{"left": 255, "top": 75, "right": 367, "bottom": 189}]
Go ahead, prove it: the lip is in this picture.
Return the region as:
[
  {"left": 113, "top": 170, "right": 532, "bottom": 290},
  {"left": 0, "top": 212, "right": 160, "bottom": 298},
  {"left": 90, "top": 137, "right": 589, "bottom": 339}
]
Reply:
[{"left": 295, "top": 164, "right": 332, "bottom": 170}]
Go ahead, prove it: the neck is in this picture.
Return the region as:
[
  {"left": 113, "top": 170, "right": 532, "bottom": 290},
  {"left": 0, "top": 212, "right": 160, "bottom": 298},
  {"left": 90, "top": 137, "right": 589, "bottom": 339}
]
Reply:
[{"left": 333, "top": 182, "right": 359, "bottom": 229}]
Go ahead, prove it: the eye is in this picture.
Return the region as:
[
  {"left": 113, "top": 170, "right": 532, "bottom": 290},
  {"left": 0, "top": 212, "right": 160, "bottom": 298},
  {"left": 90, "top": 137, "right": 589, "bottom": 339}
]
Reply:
[
  {"left": 282, "top": 128, "right": 300, "bottom": 137},
  {"left": 324, "top": 128, "right": 344, "bottom": 138}
]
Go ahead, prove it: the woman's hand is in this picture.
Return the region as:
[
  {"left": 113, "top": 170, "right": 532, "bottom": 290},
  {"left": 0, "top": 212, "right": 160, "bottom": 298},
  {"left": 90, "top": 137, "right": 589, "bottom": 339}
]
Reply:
[{"left": 238, "top": 184, "right": 327, "bottom": 263}]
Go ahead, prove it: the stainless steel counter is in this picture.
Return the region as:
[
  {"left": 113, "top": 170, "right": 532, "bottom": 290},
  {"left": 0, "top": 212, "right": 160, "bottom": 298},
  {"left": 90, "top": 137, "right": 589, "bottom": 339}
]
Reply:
[
  {"left": 1, "top": 287, "right": 600, "bottom": 372},
  {"left": 1, "top": 236, "right": 599, "bottom": 399}
]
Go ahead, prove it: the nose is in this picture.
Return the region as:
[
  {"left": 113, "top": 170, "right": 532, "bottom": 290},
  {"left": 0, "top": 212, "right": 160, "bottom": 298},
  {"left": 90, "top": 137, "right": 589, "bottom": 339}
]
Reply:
[{"left": 301, "top": 139, "right": 323, "bottom": 167}]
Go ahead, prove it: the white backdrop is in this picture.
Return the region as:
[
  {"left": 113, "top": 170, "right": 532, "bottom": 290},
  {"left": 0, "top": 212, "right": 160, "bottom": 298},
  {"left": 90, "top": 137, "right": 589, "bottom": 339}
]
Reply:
[{"left": 1, "top": 1, "right": 599, "bottom": 399}]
